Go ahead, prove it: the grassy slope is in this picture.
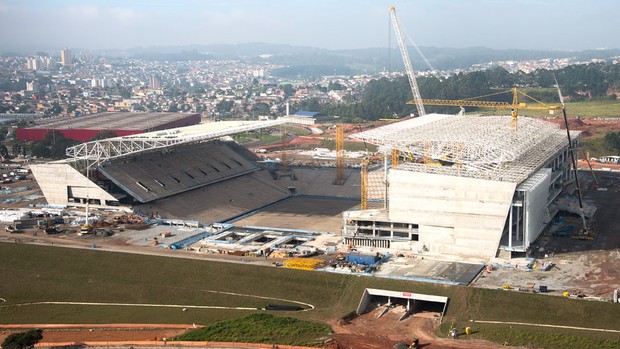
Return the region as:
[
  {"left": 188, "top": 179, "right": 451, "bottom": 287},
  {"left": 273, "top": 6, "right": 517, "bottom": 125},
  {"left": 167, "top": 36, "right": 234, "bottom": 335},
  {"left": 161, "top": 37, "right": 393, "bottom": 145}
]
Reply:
[
  {"left": 174, "top": 313, "right": 330, "bottom": 346},
  {"left": 0, "top": 243, "right": 618, "bottom": 345},
  {"left": 473, "top": 99, "right": 620, "bottom": 119}
]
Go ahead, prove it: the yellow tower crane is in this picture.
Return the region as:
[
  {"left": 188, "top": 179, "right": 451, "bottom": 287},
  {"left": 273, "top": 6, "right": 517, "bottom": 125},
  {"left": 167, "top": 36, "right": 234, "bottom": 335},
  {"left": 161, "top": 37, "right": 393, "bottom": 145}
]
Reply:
[
  {"left": 407, "top": 86, "right": 562, "bottom": 130},
  {"left": 391, "top": 148, "right": 399, "bottom": 167},
  {"left": 360, "top": 157, "right": 369, "bottom": 210},
  {"left": 335, "top": 125, "right": 345, "bottom": 185}
]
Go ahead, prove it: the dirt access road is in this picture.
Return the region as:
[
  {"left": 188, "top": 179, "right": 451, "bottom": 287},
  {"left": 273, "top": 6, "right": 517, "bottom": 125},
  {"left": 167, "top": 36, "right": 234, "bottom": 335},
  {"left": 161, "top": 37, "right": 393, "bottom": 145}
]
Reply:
[{"left": 327, "top": 306, "right": 513, "bottom": 349}]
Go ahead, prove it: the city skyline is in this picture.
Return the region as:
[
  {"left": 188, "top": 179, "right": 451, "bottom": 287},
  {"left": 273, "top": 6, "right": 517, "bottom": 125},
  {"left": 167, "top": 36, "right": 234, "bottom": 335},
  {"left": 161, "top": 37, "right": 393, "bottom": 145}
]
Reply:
[{"left": 0, "top": 0, "right": 618, "bottom": 53}]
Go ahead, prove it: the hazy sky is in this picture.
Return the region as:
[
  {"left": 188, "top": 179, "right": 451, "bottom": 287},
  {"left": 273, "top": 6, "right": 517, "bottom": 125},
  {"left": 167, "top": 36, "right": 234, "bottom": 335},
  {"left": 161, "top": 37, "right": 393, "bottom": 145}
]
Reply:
[{"left": 0, "top": 0, "right": 618, "bottom": 52}]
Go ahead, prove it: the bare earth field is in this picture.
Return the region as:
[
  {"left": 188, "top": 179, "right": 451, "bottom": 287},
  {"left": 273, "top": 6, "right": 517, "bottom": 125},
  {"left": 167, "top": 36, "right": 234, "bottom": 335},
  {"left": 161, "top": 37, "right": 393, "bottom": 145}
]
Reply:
[
  {"left": 473, "top": 171, "right": 620, "bottom": 300},
  {"left": 328, "top": 306, "right": 510, "bottom": 349}
]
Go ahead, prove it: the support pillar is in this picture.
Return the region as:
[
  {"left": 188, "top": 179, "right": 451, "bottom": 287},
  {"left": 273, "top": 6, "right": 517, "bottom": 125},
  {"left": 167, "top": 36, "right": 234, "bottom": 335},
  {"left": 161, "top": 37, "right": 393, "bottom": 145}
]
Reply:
[{"left": 508, "top": 205, "right": 513, "bottom": 249}]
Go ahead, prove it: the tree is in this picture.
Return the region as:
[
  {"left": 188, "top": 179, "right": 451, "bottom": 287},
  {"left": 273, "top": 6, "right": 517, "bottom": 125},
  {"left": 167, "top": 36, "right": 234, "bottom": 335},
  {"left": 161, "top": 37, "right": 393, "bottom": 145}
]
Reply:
[
  {"left": 167, "top": 103, "right": 179, "bottom": 112},
  {"left": 1, "top": 329, "right": 43, "bottom": 349},
  {"left": 216, "top": 100, "right": 234, "bottom": 114},
  {"left": 280, "top": 84, "right": 295, "bottom": 96},
  {"left": 10, "top": 141, "right": 23, "bottom": 157},
  {"left": 50, "top": 102, "right": 62, "bottom": 116},
  {"left": 0, "top": 126, "right": 7, "bottom": 143},
  {"left": 0, "top": 144, "right": 9, "bottom": 160},
  {"left": 252, "top": 102, "right": 271, "bottom": 116},
  {"left": 604, "top": 131, "right": 620, "bottom": 153},
  {"left": 328, "top": 81, "right": 344, "bottom": 91},
  {"left": 30, "top": 142, "right": 51, "bottom": 158},
  {"left": 90, "top": 130, "right": 117, "bottom": 141}
]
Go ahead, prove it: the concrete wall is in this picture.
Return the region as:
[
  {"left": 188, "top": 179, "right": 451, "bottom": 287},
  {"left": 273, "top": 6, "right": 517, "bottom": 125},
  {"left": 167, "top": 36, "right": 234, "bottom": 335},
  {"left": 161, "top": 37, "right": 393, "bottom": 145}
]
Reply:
[
  {"left": 388, "top": 170, "right": 516, "bottom": 259},
  {"left": 31, "top": 163, "right": 118, "bottom": 206},
  {"left": 523, "top": 168, "right": 552, "bottom": 248}
]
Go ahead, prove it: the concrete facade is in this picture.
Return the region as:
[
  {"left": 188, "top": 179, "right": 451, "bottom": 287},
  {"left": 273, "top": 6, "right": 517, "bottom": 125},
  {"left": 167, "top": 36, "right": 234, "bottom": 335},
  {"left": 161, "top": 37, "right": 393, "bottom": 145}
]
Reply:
[
  {"left": 388, "top": 171, "right": 516, "bottom": 258},
  {"left": 31, "top": 163, "right": 118, "bottom": 207}
]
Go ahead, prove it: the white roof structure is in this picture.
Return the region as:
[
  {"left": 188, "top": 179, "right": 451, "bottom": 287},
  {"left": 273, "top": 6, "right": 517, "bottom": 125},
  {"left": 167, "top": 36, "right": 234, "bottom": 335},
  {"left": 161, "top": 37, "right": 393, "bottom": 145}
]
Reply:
[
  {"left": 66, "top": 119, "right": 294, "bottom": 167},
  {"left": 351, "top": 114, "right": 575, "bottom": 183}
]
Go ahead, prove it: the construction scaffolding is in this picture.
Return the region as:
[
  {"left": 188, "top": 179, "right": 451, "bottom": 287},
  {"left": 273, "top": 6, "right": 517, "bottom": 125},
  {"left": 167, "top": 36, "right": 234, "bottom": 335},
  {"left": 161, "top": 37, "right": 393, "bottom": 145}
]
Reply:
[{"left": 351, "top": 114, "right": 576, "bottom": 184}]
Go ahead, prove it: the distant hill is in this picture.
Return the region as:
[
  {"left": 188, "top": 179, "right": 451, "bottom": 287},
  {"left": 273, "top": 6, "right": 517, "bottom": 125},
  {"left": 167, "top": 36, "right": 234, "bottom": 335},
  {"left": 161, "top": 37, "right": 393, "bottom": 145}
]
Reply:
[{"left": 6, "top": 43, "right": 620, "bottom": 75}]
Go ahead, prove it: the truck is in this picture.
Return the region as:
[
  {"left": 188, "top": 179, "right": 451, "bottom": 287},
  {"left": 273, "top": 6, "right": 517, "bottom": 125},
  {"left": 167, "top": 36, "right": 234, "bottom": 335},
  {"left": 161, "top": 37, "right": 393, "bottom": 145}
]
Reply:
[{"left": 79, "top": 225, "right": 93, "bottom": 236}]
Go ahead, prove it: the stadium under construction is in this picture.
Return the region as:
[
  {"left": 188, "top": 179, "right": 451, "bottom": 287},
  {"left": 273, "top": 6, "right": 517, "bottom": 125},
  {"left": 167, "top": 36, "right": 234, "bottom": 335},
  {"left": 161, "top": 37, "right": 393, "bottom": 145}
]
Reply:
[{"left": 29, "top": 112, "right": 586, "bottom": 262}]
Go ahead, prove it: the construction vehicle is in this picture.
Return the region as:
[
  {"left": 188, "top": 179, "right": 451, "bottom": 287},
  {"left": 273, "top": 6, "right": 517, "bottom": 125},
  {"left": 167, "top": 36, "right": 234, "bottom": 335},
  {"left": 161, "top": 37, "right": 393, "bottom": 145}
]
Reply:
[
  {"left": 555, "top": 77, "right": 593, "bottom": 240},
  {"left": 113, "top": 214, "right": 128, "bottom": 224},
  {"left": 37, "top": 219, "right": 58, "bottom": 234},
  {"left": 79, "top": 224, "right": 93, "bottom": 236}
]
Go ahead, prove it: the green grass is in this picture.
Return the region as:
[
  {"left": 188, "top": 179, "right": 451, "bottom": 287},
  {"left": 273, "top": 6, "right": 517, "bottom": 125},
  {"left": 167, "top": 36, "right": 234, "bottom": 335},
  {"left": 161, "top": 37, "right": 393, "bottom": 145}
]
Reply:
[
  {"left": 232, "top": 132, "right": 281, "bottom": 144},
  {"left": 438, "top": 322, "right": 620, "bottom": 349},
  {"left": 474, "top": 98, "right": 620, "bottom": 119},
  {"left": 173, "top": 313, "right": 330, "bottom": 346},
  {"left": 564, "top": 99, "right": 620, "bottom": 119},
  {"left": 0, "top": 242, "right": 619, "bottom": 348},
  {"left": 231, "top": 127, "right": 312, "bottom": 145},
  {"left": 582, "top": 137, "right": 618, "bottom": 158},
  {"left": 344, "top": 141, "right": 377, "bottom": 152},
  {"left": 285, "top": 126, "right": 312, "bottom": 136}
]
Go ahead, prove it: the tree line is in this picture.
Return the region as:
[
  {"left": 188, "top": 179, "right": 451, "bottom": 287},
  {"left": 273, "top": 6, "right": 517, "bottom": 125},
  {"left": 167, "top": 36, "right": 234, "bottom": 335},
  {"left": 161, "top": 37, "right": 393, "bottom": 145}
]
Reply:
[{"left": 293, "top": 63, "right": 620, "bottom": 122}]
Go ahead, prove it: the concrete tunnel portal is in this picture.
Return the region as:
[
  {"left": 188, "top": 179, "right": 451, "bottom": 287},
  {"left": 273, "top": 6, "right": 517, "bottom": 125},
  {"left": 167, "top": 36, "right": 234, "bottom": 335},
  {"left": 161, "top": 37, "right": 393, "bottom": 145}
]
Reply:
[{"left": 356, "top": 288, "right": 448, "bottom": 322}]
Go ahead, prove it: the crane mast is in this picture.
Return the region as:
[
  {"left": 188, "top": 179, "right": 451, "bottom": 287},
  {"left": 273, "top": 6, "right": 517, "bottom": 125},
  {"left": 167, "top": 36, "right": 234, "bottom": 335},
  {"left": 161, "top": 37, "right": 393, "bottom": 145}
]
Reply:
[{"left": 389, "top": 6, "right": 425, "bottom": 117}]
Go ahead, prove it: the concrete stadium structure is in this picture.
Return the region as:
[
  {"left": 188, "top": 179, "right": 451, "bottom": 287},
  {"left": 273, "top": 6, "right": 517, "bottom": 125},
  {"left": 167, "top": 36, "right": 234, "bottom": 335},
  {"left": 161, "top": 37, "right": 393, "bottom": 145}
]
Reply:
[
  {"left": 30, "top": 118, "right": 310, "bottom": 224},
  {"left": 29, "top": 112, "right": 582, "bottom": 262},
  {"left": 343, "top": 114, "right": 580, "bottom": 259}
]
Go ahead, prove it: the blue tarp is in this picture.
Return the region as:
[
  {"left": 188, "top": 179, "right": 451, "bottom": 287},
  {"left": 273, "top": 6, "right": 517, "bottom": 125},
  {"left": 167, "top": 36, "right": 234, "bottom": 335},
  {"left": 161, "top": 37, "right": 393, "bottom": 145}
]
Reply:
[{"left": 346, "top": 253, "right": 381, "bottom": 265}]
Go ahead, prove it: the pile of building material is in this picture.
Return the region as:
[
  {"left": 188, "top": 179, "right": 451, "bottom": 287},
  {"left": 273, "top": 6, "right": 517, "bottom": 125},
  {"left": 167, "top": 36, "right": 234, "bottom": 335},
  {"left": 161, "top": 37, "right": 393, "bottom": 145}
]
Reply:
[{"left": 283, "top": 258, "right": 325, "bottom": 270}]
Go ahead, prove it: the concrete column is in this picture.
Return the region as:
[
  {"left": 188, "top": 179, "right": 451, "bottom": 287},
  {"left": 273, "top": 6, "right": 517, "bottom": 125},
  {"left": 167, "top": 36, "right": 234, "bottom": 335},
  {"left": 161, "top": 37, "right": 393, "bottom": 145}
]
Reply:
[
  {"left": 516, "top": 206, "right": 521, "bottom": 242},
  {"left": 508, "top": 205, "right": 513, "bottom": 249}
]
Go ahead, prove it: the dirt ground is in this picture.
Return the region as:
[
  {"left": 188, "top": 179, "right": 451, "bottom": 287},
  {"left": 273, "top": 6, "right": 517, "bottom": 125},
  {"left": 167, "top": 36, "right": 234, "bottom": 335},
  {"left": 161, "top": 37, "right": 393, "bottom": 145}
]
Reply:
[
  {"left": 0, "top": 317, "right": 512, "bottom": 349},
  {"left": 0, "top": 325, "right": 190, "bottom": 344},
  {"left": 473, "top": 171, "right": 620, "bottom": 299},
  {"left": 327, "top": 306, "right": 512, "bottom": 349},
  {"left": 546, "top": 117, "right": 620, "bottom": 138}
]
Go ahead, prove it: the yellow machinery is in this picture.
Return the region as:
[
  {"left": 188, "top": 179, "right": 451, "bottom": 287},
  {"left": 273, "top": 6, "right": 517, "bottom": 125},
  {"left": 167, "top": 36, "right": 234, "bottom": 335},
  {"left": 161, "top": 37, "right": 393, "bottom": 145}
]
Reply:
[
  {"left": 335, "top": 125, "right": 345, "bottom": 185},
  {"left": 407, "top": 86, "right": 562, "bottom": 130},
  {"left": 391, "top": 148, "right": 399, "bottom": 167},
  {"left": 283, "top": 258, "right": 325, "bottom": 270},
  {"left": 360, "top": 157, "right": 369, "bottom": 210},
  {"left": 79, "top": 224, "right": 92, "bottom": 236}
]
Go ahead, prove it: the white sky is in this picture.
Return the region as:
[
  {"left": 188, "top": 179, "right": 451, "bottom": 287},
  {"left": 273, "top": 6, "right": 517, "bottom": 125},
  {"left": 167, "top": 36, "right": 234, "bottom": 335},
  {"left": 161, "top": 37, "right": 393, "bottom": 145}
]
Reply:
[{"left": 0, "top": 0, "right": 617, "bottom": 52}]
